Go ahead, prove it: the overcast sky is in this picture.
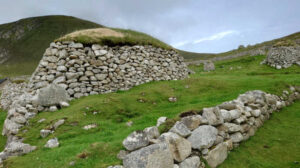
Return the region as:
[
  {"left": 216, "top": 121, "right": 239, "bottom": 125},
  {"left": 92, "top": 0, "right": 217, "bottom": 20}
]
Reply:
[{"left": 1, "top": 0, "right": 300, "bottom": 53}]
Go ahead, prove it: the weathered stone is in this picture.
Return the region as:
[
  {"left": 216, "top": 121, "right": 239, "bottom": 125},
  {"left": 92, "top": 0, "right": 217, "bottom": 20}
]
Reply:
[
  {"left": 204, "top": 142, "right": 228, "bottom": 168},
  {"left": 45, "top": 138, "right": 59, "bottom": 148},
  {"left": 223, "top": 123, "right": 242, "bottom": 133},
  {"left": 157, "top": 117, "right": 167, "bottom": 127},
  {"left": 123, "top": 143, "right": 173, "bottom": 168},
  {"left": 83, "top": 124, "right": 97, "bottom": 130},
  {"left": 179, "top": 156, "right": 201, "bottom": 168},
  {"left": 159, "top": 132, "right": 191, "bottom": 162},
  {"left": 94, "top": 50, "right": 107, "bottom": 56},
  {"left": 40, "top": 129, "right": 51, "bottom": 138},
  {"left": 230, "top": 132, "right": 244, "bottom": 143},
  {"left": 122, "top": 131, "right": 149, "bottom": 151},
  {"left": 181, "top": 115, "right": 205, "bottom": 130},
  {"left": 4, "top": 141, "right": 36, "bottom": 156},
  {"left": 187, "top": 125, "right": 218, "bottom": 150},
  {"left": 53, "top": 119, "right": 65, "bottom": 130},
  {"left": 202, "top": 107, "right": 224, "bottom": 126},
  {"left": 143, "top": 126, "right": 160, "bottom": 140},
  {"left": 35, "top": 84, "right": 69, "bottom": 106},
  {"left": 169, "top": 121, "right": 191, "bottom": 137},
  {"left": 95, "top": 74, "right": 108, "bottom": 80}
]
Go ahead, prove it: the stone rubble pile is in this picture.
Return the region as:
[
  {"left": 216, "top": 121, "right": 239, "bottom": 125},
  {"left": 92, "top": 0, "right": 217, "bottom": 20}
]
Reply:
[
  {"left": 29, "top": 41, "right": 188, "bottom": 99},
  {"left": 0, "top": 42, "right": 188, "bottom": 163},
  {"left": 108, "top": 86, "right": 300, "bottom": 168},
  {"left": 262, "top": 46, "right": 300, "bottom": 69},
  {"left": 0, "top": 82, "right": 28, "bottom": 110}
]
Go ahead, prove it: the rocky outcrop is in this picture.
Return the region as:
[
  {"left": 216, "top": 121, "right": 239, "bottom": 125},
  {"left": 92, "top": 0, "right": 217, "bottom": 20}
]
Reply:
[
  {"left": 262, "top": 46, "right": 300, "bottom": 69},
  {"left": 108, "top": 87, "right": 300, "bottom": 168}
]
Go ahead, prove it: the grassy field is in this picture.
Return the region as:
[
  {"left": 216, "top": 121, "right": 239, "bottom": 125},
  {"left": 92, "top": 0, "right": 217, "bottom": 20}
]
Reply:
[{"left": 0, "top": 54, "right": 298, "bottom": 168}]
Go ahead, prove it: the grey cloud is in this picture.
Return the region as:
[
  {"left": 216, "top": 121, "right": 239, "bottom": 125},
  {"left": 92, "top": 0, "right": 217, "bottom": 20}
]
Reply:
[{"left": 0, "top": 0, "right": 299, "bottom": 53}]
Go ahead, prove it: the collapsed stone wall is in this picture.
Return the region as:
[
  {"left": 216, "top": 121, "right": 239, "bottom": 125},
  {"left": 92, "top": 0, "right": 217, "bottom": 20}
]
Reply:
[
  {"left": 262, "top": 46, "right": 300, "bottom": 69},
  {"left": 108, "top": 87, "right": 300, "bottom": 168},
  {"left": 0, "top": 41, "right": 188, "bottom": 163},
  {"left": 29, "top": 41, "right": 188, "bottom": 99}
]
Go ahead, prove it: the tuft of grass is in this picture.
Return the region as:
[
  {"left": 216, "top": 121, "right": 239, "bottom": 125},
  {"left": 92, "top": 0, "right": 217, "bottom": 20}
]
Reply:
[
  {"left": 56, "top": 28, "right": 172, "bottom": 50},
  {"left": 0, "top": 55, "right": 299, "bottom": 168}
]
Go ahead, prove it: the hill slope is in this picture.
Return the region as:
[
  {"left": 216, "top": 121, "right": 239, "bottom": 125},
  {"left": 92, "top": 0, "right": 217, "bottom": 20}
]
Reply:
[
  {"left": 182, "top": 31, "right": 300, "bottom": 62},
  {"left": 0, "top": 15, "right": 102, "bottom": 76}
]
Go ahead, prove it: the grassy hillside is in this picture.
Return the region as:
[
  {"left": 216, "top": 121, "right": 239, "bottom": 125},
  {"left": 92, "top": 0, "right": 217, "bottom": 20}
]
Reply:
[
  {"left": 0, "top": 54, "right": 299, "bottom": 168},
  {"left": 0, "top": 15, "right": 102, "bottom": 76},
  {"left": 182, "top": 31, "right": 300, "bottom": 61}
]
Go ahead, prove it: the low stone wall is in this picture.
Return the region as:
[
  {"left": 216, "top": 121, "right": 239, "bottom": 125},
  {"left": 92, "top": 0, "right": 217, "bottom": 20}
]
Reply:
[
  {"left": 185, "top": 47, "right": 268, "bottom": 65},
  {"left": 108, "top": 87, "right": 300, "bottom": 168},
  {"left": 29, "top": 42, "right": 188, "bottom": 99},
  {"left": 262, "top": 46, "right": 300, "bottom": 69}
]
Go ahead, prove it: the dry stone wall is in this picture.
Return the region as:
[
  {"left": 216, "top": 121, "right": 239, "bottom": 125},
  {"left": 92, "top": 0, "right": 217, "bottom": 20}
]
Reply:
[
  {"left": 109, "top": 86, "right": 300, "bottom": 168},
  {"left": 29, "top": 41, "right": 188, "bottom": 99},
  {"left": 0, "top": 41, "right": 188, "bottom": 163},
  {"left": 262, "top": 46, "right": 300, "bottom": 69}
]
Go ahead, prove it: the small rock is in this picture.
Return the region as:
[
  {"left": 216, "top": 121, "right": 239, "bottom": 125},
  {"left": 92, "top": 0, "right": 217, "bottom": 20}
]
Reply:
[
  {"left": 126, "top": 121, "right": 133, "bottom": 127},
  {"left": 157, "top": 117, "right": 167, "bottom": 127},
  {"left": 143, "top": 126, "right": 160, "bottom": 140},
  {"left": 45, "top": 138, "right": 59, "bottom": 148},
  {"left": 83, "top": 124, "right": 97, "bottom": 130},
  {"left": 168, "top": 97, "right": 177, "bottom": 102},
  {"left": 59, "top": 101, "right": 69, "bottom": 107},
  {"left": 49, "top": 106, "right": 58, "bottom": 112},
  {"left": 53, "top": 119, "right": 65, "bottom": 130},
  {"left": 40, "top": 129, "right": 52, "bottom": 138}
]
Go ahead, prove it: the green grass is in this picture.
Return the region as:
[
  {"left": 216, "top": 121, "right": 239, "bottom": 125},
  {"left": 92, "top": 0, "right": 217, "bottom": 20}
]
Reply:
[
  {"left": 56, "top": 28, "right": 172, "bottom": 50},
  {"left": 0, "top": 55, "right": 299, "bottom": 168},
  {"left": 0, "top": 109, "right": 7, "bottom": 151}
]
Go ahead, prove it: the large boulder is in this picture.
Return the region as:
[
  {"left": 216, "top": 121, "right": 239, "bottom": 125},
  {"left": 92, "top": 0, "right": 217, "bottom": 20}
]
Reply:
[
  {"left": 204, "top": 142, "right": 228, "bottom": 168},
  {"left": 159, "top": 132, "right": 191, "bottom": 162},
  {"left": 34, "top": 84, "right": 69, "bottom": 106},
  {"left": 187, "top": 125, "right": 218, "bottom": 150},
  {"left": 123, "top": 143, "right": 173, "bottom": 168}
]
